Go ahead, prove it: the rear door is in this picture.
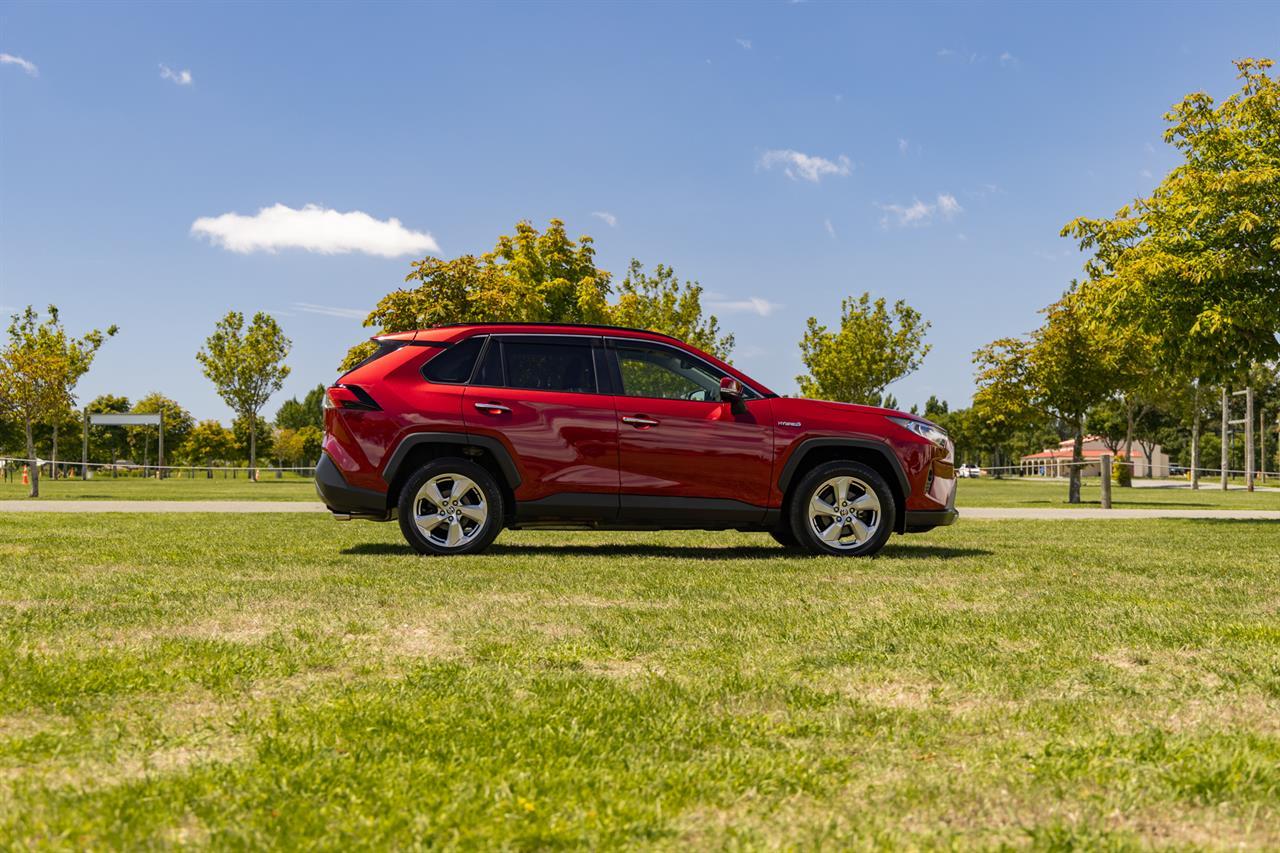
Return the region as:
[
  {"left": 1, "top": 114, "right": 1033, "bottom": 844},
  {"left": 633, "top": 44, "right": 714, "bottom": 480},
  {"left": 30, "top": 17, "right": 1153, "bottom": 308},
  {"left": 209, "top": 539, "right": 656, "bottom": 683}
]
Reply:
[
  {"left": 606, "top": 338, "right": 774, "bottom": 522},
  {"left": 462, "top": 335, "right": 619, "bottom": 521}
]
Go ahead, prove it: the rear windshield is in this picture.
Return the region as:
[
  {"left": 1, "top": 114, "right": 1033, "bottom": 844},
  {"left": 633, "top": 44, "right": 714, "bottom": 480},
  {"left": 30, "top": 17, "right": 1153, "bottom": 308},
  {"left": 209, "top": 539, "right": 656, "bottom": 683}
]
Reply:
[{"left": 422, "top": 336, "right": 486, "bottom": 384}]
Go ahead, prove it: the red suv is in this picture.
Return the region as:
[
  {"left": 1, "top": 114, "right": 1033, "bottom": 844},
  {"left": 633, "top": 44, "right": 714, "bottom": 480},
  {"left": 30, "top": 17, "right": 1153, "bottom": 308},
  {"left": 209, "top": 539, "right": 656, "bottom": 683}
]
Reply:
[{"left": 317, "top": 324, "right": 957, "bottom": 557}]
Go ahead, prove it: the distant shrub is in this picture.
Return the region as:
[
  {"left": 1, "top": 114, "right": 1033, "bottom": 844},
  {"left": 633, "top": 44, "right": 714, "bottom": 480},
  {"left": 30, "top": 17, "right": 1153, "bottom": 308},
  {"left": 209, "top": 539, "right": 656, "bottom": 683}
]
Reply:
[{"left": 1112, "top": 454, "right": 1133, "bottom": 487}]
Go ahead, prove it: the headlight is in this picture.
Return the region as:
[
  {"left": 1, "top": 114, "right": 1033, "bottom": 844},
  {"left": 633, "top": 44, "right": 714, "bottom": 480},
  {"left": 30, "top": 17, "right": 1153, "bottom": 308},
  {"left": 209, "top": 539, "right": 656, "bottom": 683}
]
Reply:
[{"left": 886, "top": 416, "right": 949, "bottom": 449}]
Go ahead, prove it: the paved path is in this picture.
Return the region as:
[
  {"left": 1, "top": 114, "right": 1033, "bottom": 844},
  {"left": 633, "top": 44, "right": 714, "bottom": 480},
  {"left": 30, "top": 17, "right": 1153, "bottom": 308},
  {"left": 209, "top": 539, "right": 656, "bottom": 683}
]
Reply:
[
  {"left": 962, "top": 507, "right": 1280, "bottom": 520},
  {"left": 0, "top": 500, "right": 328, "bottom": 513},
  {"left": 2, "top": 501, "right": 1278, "bottom": 521}
]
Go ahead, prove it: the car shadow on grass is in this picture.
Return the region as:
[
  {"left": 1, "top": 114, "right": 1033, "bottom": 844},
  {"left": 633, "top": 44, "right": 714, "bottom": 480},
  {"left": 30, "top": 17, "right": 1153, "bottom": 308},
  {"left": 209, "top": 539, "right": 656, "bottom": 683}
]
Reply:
[{"left": 341, "top": 541, "right": 993, "bottom": 560}]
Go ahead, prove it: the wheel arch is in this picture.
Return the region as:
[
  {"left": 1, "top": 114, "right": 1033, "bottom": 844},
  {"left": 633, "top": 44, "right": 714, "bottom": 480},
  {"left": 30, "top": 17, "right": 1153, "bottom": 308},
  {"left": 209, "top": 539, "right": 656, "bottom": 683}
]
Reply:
[
  {"left": 382, "top": 432, "right": 520, "bottom": 519},
  {"left": 778, "top": 438, "right": 909, "bottom": 533}
]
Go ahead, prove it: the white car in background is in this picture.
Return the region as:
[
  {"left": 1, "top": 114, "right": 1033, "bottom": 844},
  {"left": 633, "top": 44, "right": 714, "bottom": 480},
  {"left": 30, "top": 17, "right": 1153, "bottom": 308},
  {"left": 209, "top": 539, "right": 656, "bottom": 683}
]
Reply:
[{"left": 957, "top": 464, "right": 983, "bottom": 478}]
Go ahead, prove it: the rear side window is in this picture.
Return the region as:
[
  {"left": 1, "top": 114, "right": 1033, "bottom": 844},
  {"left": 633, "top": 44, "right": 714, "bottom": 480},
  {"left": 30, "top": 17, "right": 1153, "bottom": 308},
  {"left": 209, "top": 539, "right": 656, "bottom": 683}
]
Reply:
[
  {"left": 422, "top": 336, "right": 485, "bottom": 384},
  {"left": 341, "top": 339, "right": 407, "bottom": 378},
  {"left": 503, "top": 341, "right": 597, "bottom": 394}
]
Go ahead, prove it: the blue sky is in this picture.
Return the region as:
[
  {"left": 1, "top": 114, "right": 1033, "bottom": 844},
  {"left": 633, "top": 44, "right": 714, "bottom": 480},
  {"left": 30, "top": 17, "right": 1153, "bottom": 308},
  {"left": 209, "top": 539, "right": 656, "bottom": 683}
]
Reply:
[{"left": 2, "top": 1, "right": 1277, "bottom": 421}]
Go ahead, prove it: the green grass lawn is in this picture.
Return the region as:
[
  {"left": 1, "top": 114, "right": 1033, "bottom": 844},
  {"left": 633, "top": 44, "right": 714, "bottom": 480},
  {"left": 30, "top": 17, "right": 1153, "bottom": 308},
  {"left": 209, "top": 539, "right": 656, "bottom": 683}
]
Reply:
[
  {"left": 0, "top": 473, "right": 317, "bottom": 501},
  {"left": 3, "top": 515, "right": 1279, "bottom": 847},
  {"left": 957, "top": 476, "right": 1280, "bottom": 509}
]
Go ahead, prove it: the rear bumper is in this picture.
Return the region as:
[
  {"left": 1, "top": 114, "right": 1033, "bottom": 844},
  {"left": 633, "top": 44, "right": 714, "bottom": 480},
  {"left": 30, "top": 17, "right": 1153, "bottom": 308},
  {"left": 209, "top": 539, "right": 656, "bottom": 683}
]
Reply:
[
  {"left": 315, "top": 452, "right": 392, "bottom": 520},
  {"left": 902, "top": 508, "right": 959, "bottom": 530}
]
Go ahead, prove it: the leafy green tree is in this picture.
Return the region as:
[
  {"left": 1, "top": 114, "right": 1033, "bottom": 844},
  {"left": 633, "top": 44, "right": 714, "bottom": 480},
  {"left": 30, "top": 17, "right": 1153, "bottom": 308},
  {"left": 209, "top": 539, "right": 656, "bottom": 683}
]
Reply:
[
  {"left": 232, "top": 414, "right": 274, "bottom": 464},
  {"left": 85, "top": 394, "right": 131, "bottom": 463},
  {"left": 273, "top": 425, "right": 323, "bottom": 467},
  {"left": 343, "top": 219, "right": 611, "bottom": 369},
  {"left": 974, "top": 289, "right": 1120, "bottom": 502},
  {"left": 1063, "top": 58, "right": 1280, "bottom": 386},
  {"left": 196, "top": 311, "right": 291, "bottom": 476},
  {"left": 297, "top": 425, "right": 323, "bottom": 466},
  {"left": 275, "top": 385, "right": 326, "bottom": 430},
  {"left": 609, "top": 260, "right": 733, "bottom": 360},
  {"left": 183, "top": 419, "right": 236, "bottom": 467},
  {"left": 796, "top": 293, "right": 930, "bottom": 405},
  {"left": 923, "top": 396, "right": 948, "bottom": 419},
  {"left": 129, "top": 393, "right": 194, "bottom": 468},
  {"left": 1087, "top": 399, "right": 1129, "bottom": 455},
  {"left": 0, "top": 306, "right": 116, "bottom": 496}
]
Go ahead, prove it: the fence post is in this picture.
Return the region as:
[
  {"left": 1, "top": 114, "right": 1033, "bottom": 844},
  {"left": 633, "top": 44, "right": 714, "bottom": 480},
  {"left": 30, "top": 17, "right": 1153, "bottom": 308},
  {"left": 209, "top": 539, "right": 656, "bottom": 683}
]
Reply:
[
  {"left": 1245, "top": 386, "right": 1255, "bottom": 492},
  {"left": 1101, "top": 454, "right": 1112, "bottom": 510}
]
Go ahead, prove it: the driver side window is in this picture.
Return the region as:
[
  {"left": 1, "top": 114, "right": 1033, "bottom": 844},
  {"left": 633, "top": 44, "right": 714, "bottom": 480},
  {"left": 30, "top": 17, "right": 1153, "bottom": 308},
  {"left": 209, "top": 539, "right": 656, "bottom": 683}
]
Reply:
[{"left": 614, "top": 342, "right": 724, "bottom": 401}]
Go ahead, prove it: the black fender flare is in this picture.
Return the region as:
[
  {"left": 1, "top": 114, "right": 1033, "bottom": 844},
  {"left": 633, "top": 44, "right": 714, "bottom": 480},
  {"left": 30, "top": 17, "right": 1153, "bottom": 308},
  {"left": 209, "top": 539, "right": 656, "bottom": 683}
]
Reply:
[
  {"left": 777, "top": 437, "right": 911, "bottom": 500},
  {"left": 381, "top": 431, "right": 522, "bottom": 491}
]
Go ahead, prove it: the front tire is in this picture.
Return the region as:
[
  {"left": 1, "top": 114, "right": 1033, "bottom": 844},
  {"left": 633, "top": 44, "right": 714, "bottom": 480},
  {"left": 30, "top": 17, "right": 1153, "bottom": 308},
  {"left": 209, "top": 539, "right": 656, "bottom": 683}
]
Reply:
[
  {"left": 789, "top": 461, "right": 895, "bottom": 557},
  {"left": 397, "top": 458, "right": 504, "bottom": 556}
]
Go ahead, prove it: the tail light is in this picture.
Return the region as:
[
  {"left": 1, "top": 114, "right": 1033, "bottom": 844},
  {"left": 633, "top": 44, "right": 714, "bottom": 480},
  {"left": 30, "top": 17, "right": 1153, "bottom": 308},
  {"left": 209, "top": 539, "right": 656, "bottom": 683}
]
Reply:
[{"left": 324, "top": 384, "right": 381, "bottom": 411}]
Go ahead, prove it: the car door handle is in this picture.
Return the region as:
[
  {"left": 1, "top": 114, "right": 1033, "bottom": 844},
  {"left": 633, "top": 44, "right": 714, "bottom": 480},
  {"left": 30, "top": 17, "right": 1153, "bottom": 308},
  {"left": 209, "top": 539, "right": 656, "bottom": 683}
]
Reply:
[
  {"left": 473, "top": 402, "right": 511, "bottom": 415},
  {"left": 621, "top": 415, "right": 659, "bottom": 428}
]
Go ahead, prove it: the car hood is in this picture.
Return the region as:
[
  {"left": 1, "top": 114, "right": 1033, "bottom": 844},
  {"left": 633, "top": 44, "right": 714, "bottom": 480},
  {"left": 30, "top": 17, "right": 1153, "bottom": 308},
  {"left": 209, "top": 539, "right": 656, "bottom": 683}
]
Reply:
[{"left": 789, "top": 398, "right": 941, "bottom": 429}]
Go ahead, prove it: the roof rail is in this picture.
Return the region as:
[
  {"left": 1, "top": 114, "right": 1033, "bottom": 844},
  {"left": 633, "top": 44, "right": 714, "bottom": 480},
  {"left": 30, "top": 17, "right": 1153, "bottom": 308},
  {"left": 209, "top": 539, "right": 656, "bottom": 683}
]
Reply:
[{"left": 429, "top": 322, "right": 683, "bottom": 342}]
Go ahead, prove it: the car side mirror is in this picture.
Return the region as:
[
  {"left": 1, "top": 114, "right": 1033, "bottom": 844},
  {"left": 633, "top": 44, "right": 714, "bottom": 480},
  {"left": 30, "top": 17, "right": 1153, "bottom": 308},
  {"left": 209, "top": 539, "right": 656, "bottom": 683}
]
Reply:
[{"left": 719, "top": 376, "right": 748, "bottom": 415}]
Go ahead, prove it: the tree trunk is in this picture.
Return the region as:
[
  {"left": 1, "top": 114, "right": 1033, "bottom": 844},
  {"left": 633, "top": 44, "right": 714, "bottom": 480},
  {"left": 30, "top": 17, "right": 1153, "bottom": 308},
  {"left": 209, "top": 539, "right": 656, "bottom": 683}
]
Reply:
[
  {"left": 25, "top": 418, "right": 38, "bottom": 498},
  {"left": 1190, "top": 387, "right": 1200, "bottom": 490},
  {"left": 249, "top": 418, "right": 257, "bottom": 482},
  {"left": 1122, "top": 398, "right": 1135, "bottom": 487},
  {"left": 1068, "top": 423, "right": 1083, "bottom": 504},
  {"left": 51, "top": 423, "right": 58, "bottom": 480}
]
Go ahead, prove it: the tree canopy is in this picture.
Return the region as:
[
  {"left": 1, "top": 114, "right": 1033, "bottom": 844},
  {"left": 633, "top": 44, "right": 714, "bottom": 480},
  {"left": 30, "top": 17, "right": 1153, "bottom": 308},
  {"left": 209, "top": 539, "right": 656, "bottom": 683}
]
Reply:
[
  {"left": 341, "top": 218, "right": 736, "bottom": 369},
  {"left": 0, "top": 305, "right": 115, "bottom": 495},
  {"left": 796, "top": 293, "right": 930, "bottom": 405},
  {"left": 974, "top": 288, "right": 1121, "bottom": 501},
  {"left": 609, "top": 261, "right": 733, "bottom": 360},
  {"left": 275, "top": 385, "right": 326, "bottom": 431},
  {"left": 1062, "top": 58, "right": 1280, "bottom": 383},
  {"left": 196, "top": 311, "right": 291, "bottom": 474}
]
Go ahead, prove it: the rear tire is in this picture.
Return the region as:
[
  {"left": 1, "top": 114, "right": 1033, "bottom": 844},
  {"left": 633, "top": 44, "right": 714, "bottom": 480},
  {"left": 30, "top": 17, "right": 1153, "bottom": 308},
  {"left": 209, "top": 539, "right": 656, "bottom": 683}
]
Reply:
[
  {"left": 769, "top": 526, "right": 801, "bottom": 549},
  {"left": 397, "top": 458, "right": 504, "bottom": 556},
  {"left": 789, "top": 461, "right": 895, "bottom": 557}
]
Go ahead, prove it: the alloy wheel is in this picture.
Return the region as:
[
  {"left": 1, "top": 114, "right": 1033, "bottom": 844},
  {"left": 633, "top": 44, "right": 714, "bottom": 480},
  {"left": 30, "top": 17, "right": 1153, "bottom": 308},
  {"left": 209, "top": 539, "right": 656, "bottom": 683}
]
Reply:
[
  {"left": 806, "top": 475, "right": 881, "bottom": 550},
  {"left": 413, "top": 473, "right": 488, "bottom": 549}
]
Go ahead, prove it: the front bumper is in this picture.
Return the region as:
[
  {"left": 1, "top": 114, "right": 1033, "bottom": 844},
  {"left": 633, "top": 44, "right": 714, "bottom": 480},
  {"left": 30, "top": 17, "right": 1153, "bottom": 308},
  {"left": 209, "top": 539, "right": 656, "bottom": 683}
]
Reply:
[{"left": 315, "top": 452, "right": 392, "bottom": 520}]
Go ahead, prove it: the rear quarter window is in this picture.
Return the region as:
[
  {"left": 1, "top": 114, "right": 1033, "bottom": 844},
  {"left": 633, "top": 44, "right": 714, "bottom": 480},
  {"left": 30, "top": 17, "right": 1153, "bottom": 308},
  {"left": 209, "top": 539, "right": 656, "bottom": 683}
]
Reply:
[{"left": 422, "top": 336, "right": 485, "bottom": 383}]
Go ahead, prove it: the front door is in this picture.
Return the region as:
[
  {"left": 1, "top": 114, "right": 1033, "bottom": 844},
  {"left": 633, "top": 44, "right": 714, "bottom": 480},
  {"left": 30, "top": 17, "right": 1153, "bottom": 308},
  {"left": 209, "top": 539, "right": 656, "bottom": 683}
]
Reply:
[{"left": 607, "top": 338, "right": 774, "bottom": 522}]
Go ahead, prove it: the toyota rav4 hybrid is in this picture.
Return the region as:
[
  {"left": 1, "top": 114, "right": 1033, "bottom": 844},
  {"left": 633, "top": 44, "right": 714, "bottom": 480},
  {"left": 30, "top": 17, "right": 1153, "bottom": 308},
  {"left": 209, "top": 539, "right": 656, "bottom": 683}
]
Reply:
[{"left": 317, "top": 323, "right": 957, "bottom": 557}]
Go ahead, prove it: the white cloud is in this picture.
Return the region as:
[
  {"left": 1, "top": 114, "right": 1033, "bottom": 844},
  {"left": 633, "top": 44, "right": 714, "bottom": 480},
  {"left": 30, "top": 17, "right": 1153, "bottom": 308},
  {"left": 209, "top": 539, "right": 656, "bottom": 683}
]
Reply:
[
  {"left": 936, "top": 193, "right": 963, "bottom": 216},
  {"left": 706, "top": 296, "right": 781, "bottom": 317},
  {"left": 191, "top": 203, "right": 439, "bottom": 257},
  {"left": 999, "top": 51, "right": 1019, "bottom": 68},
  {"left": 591, "top": 211, "right": 618, "bottom": 227},
  {"left": 1, "top": 53, "right": 38, "bottom": 76},
  {"left": 1139, "top": 168, "right": 1153, "bottom": 179},
  {"left": 824, "top": 218, "right": 836, "bottom": 238},
  {"left": 736, "top": 38, "right": 753, "bottom": 50},
  {"left": 758, "top": 149, "right": 851, "bottom": 183},
  {"left": 879, "top": 193, "right": 964, "bottom": 227},
  {"left": 292, "top": 302, "right": 367, "bottom": 319},
  {"left": 898, "top": 137, "right": 910, "bottom": 154},
  {"left": 159, "top": 64, "right": 193, "bottom": 86}
]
